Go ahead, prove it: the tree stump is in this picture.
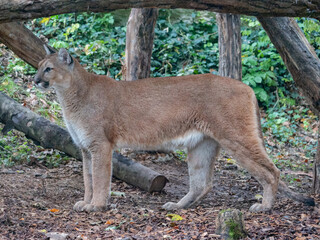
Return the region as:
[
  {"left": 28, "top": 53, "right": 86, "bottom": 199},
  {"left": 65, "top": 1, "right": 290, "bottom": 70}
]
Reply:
[{"left": 216, "top": 209, "right": 246, "bottom": 240}]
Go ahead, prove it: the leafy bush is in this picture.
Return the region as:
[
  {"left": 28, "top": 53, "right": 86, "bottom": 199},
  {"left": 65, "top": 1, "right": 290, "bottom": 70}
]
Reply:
[
  {"left": 298, "top": 18, "right": 320, "bottom": 56},
  {"left": 0, "top": 128, "right": 69, "bottom": 167},
  {"left": 152, "top": 10, "right": 219, "bottom": 77},
  {"left": 241, "top": 17, "right": 299, "bottom": 107},
  {"left": 29, "top": 13, "right": 126, "bottom": 77},
  {"left": 262, "top": 106, "right": 317, "bottom": 145}
]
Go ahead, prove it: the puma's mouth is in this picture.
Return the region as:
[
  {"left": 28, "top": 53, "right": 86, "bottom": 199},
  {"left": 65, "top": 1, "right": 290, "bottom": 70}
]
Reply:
[{"left": 35, "top": 81, "right": 50, "bottom": 90}]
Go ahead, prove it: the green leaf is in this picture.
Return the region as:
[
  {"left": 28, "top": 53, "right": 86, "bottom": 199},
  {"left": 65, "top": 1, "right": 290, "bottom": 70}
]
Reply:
[
  {"left": 255, "top": 194, "right": 263, "bottom": 200},
  {"left": 166, "top": 214, "right": 184, "bottom": 221}
]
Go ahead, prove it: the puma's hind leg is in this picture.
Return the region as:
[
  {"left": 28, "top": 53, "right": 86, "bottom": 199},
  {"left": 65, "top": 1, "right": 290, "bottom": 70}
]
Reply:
[
  {"left": 162, "top": 137, "right": 220, "bottom": 210},
  {"left": 222, "top": 139, "right": 280, "bottom": 212}
]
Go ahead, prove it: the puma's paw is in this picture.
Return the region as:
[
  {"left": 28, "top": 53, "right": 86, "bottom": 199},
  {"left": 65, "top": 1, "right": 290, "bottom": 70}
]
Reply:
[
  {"left": 162, "top": 202, "right": 181, "bottom": 211},
  {"left": 249, "top": 203, "right": 272, "bottom": 212},
  {"left": 82, "top": 204, "right": 106, "bottom": 212},
  {"left": 73, "top": 201, "right": 88, "bottom": 212},
  {"left": 73, "top": 201, "right": 106, "bottom": 212}
]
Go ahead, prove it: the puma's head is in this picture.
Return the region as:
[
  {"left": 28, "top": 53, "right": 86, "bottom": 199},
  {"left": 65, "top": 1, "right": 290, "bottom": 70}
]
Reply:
[{"left": 34, "top": 45, "right": 74, "bottom": 90}]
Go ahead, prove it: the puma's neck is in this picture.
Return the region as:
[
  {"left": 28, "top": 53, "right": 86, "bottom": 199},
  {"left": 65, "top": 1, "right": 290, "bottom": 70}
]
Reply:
[{"left": 54, "top": 61, "right": 91, "bottom": 112}]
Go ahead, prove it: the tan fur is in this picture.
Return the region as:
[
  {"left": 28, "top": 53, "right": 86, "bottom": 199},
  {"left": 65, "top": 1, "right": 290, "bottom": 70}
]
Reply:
[{"left": 34, "top": 48, "right": 283, "bottom": 212}]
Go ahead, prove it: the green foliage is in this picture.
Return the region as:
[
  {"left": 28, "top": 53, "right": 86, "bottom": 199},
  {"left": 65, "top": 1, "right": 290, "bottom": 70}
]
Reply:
[
  {"left": 30, "top": 13, "right": 126, "bottom": 78},
  {"left": 263, "top": 105, "right": 317, "bottom": 174},
  {"left": 262, "top": 107, "right": 297, "bottom": 143},
  {"left": 0, "top": 129, "right": 69, "bottom": 167},
  {"left": 297, "top": 18, "right": 320, "bottom": 56},
  {"left": 152, "top": 10, "right": 219, "bottom": 77},
  {"left": 225, "top": 219, "right": 246, "bottom": 240},
  {"left": 241, "top": 17, "right": 298, "bottom": 107},
  {"left": 175, "top": 149, "right": 187, "bottom": 161},
  {"left": 262, "top": 106, "right": 316, "bottom": 145},
  {"left": 0, "top": 50, "right": 36, "bottom": 100},
  {"left": 0, "top": 132, "right": 32, "bottom": 166}
]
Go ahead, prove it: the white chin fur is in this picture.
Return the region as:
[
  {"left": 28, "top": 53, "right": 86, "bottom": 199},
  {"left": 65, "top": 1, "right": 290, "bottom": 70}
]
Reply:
[{"left": 35, "top": 83, "right": 51, "bottom": 91}]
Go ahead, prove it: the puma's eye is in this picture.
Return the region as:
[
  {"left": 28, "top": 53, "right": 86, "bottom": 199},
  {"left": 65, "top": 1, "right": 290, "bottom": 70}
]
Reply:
[{"left": 44, "top": 67, "right": 52, "bottom": 73}]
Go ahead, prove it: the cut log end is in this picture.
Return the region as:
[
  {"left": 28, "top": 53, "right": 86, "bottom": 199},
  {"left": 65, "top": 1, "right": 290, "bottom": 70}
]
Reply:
[
  {"left": 148, "top": 175, "right": 168, "bottom": 193},
  {"left": 112, "top": 152, "right": 168, "bottom": 193}
]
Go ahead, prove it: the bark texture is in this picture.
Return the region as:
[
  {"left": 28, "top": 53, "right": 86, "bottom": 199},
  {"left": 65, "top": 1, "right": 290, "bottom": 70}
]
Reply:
[
  {"left": 258, "top": 17, "right": 320, "bottom": 194},
  {"left": 0, "top": 0, "right": 319, "bottom": 23},
  {"left": 0, "top": 91, "right": 168, "bottom": 193},
  {"left": 125, "top": 8, "right": 158, "bottom": 81},
  {"left": 314, "top": 129, "right": 320, "bottom": 193},
  {"left": 113, "top": 152, "right": 167, "bottom": 192},
  {"left": 258, "top": 17, "right": 320, "bottom": 112},
  {"left": 216, "top": 13, "right": 242, "bottom": 81},
  {"left": 0, "top": 22, "right": 53, "bottom": 68}
]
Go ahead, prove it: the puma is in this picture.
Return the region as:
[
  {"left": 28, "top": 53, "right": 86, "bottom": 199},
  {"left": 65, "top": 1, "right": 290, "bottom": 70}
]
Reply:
[{"left": 34, "top": 46, "right": 314, "bottom": 212}]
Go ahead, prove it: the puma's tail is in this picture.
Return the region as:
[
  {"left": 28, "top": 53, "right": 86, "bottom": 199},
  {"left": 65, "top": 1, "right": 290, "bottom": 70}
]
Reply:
[{"left": 278, "top": 180, "right": 315, "bottom": 206}]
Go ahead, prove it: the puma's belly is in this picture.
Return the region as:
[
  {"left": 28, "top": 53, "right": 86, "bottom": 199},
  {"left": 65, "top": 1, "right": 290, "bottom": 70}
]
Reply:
[{"left": 116, "top": 130, "right": 205, "bottom": 151}]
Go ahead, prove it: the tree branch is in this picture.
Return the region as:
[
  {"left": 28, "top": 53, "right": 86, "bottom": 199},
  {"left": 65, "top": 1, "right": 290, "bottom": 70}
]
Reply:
[
  {"left": 0, "top": 0, "right": 319, "bottom": 23},
  {"left": 258, "top": 17, "right": 320, "bottom": 113}
]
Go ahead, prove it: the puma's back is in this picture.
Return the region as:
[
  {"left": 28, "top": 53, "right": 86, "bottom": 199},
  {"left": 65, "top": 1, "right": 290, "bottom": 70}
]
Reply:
[{"left": 35, "top": 47, "right": 258, "bottom": 149}]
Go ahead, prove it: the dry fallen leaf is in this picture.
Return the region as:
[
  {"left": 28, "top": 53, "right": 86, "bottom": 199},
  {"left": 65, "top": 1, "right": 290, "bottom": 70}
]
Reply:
[
  {"left": 49, "top": 208, "right": 60, "bottom": 213},
  {"left": 105, "top": 220, "right": 114, "bottom": 225}
]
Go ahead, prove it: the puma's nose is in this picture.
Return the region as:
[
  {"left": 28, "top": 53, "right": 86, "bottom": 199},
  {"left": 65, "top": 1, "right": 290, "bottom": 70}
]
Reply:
[{"left": 34, "top": 75, "right": 41, "bottom": 84}]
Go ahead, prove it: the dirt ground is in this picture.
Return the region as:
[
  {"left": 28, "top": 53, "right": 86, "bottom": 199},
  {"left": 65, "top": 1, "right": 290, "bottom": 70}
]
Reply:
[{"left": 0, "top": 150, "right": 319, "bottom": 240}]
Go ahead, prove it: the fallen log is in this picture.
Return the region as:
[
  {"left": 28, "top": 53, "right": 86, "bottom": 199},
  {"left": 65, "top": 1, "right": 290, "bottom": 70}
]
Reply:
[
  {"left": 113, "top": 152, "right": 167, "bottom": 192},
  {"left": 0, "top": 91, "right": 168, "bottom": 193},
  {"left": 0, "top": 0, "right": 319, "bottom": 24}
]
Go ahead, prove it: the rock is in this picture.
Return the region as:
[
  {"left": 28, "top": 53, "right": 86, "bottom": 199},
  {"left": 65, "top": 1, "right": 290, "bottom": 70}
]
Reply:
[
  {"left": 216, "top": 209, "right": 246, "bottom": 240},
  {"left": 46, "top": 232, "right": 69, "bottom": 240}
]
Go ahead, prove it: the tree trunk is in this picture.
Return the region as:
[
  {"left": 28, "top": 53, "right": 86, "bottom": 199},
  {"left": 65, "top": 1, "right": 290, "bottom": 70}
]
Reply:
[
  {"left": 258, "top": 17, "right": 320, "bottom": 112},
  {"left": 313, "top": 128, "right": 320, "bottom": 194},
  {"left": 0, "top": 22, "right": 53, "bottom": 68},
  {"left": 0, "top": 91, "right": 168, "bottom": 193},
  {"left": 0, "top": 0, "right": 319, "bottom": 23},
  {"left": 125, "top": 8, "right": 158, "bottom": 81},
  {"left": 258, "top": 17, "right": 320, "bottom": 194},
  {"left": 216, "top": 13, "right": 242, "bottom": 80}
]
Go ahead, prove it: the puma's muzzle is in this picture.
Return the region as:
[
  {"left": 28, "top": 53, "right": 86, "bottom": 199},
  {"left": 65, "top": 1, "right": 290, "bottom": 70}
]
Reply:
[{"left": 34, "top": 74, "right": 50, "bottom": 89}]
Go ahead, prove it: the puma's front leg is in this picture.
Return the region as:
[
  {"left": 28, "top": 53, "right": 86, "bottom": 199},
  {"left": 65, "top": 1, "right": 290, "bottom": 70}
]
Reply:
[
  {"left": 76, "top": 141, "right": 112, "bottom": 212},
  {"left": 74, "top": 149, "right": 93, "bottom": 211},
  {"left": 163, "top": 138, "right": 219, "bottom": 211}
]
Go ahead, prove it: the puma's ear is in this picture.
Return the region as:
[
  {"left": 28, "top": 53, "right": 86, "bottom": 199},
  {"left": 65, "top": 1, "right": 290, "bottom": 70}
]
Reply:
[
  {"left": 58, "top": 48, "right": 73, "bottom": 66},
  {"left": 43, "top": 44, "right": 56, "bottom": 55}
]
